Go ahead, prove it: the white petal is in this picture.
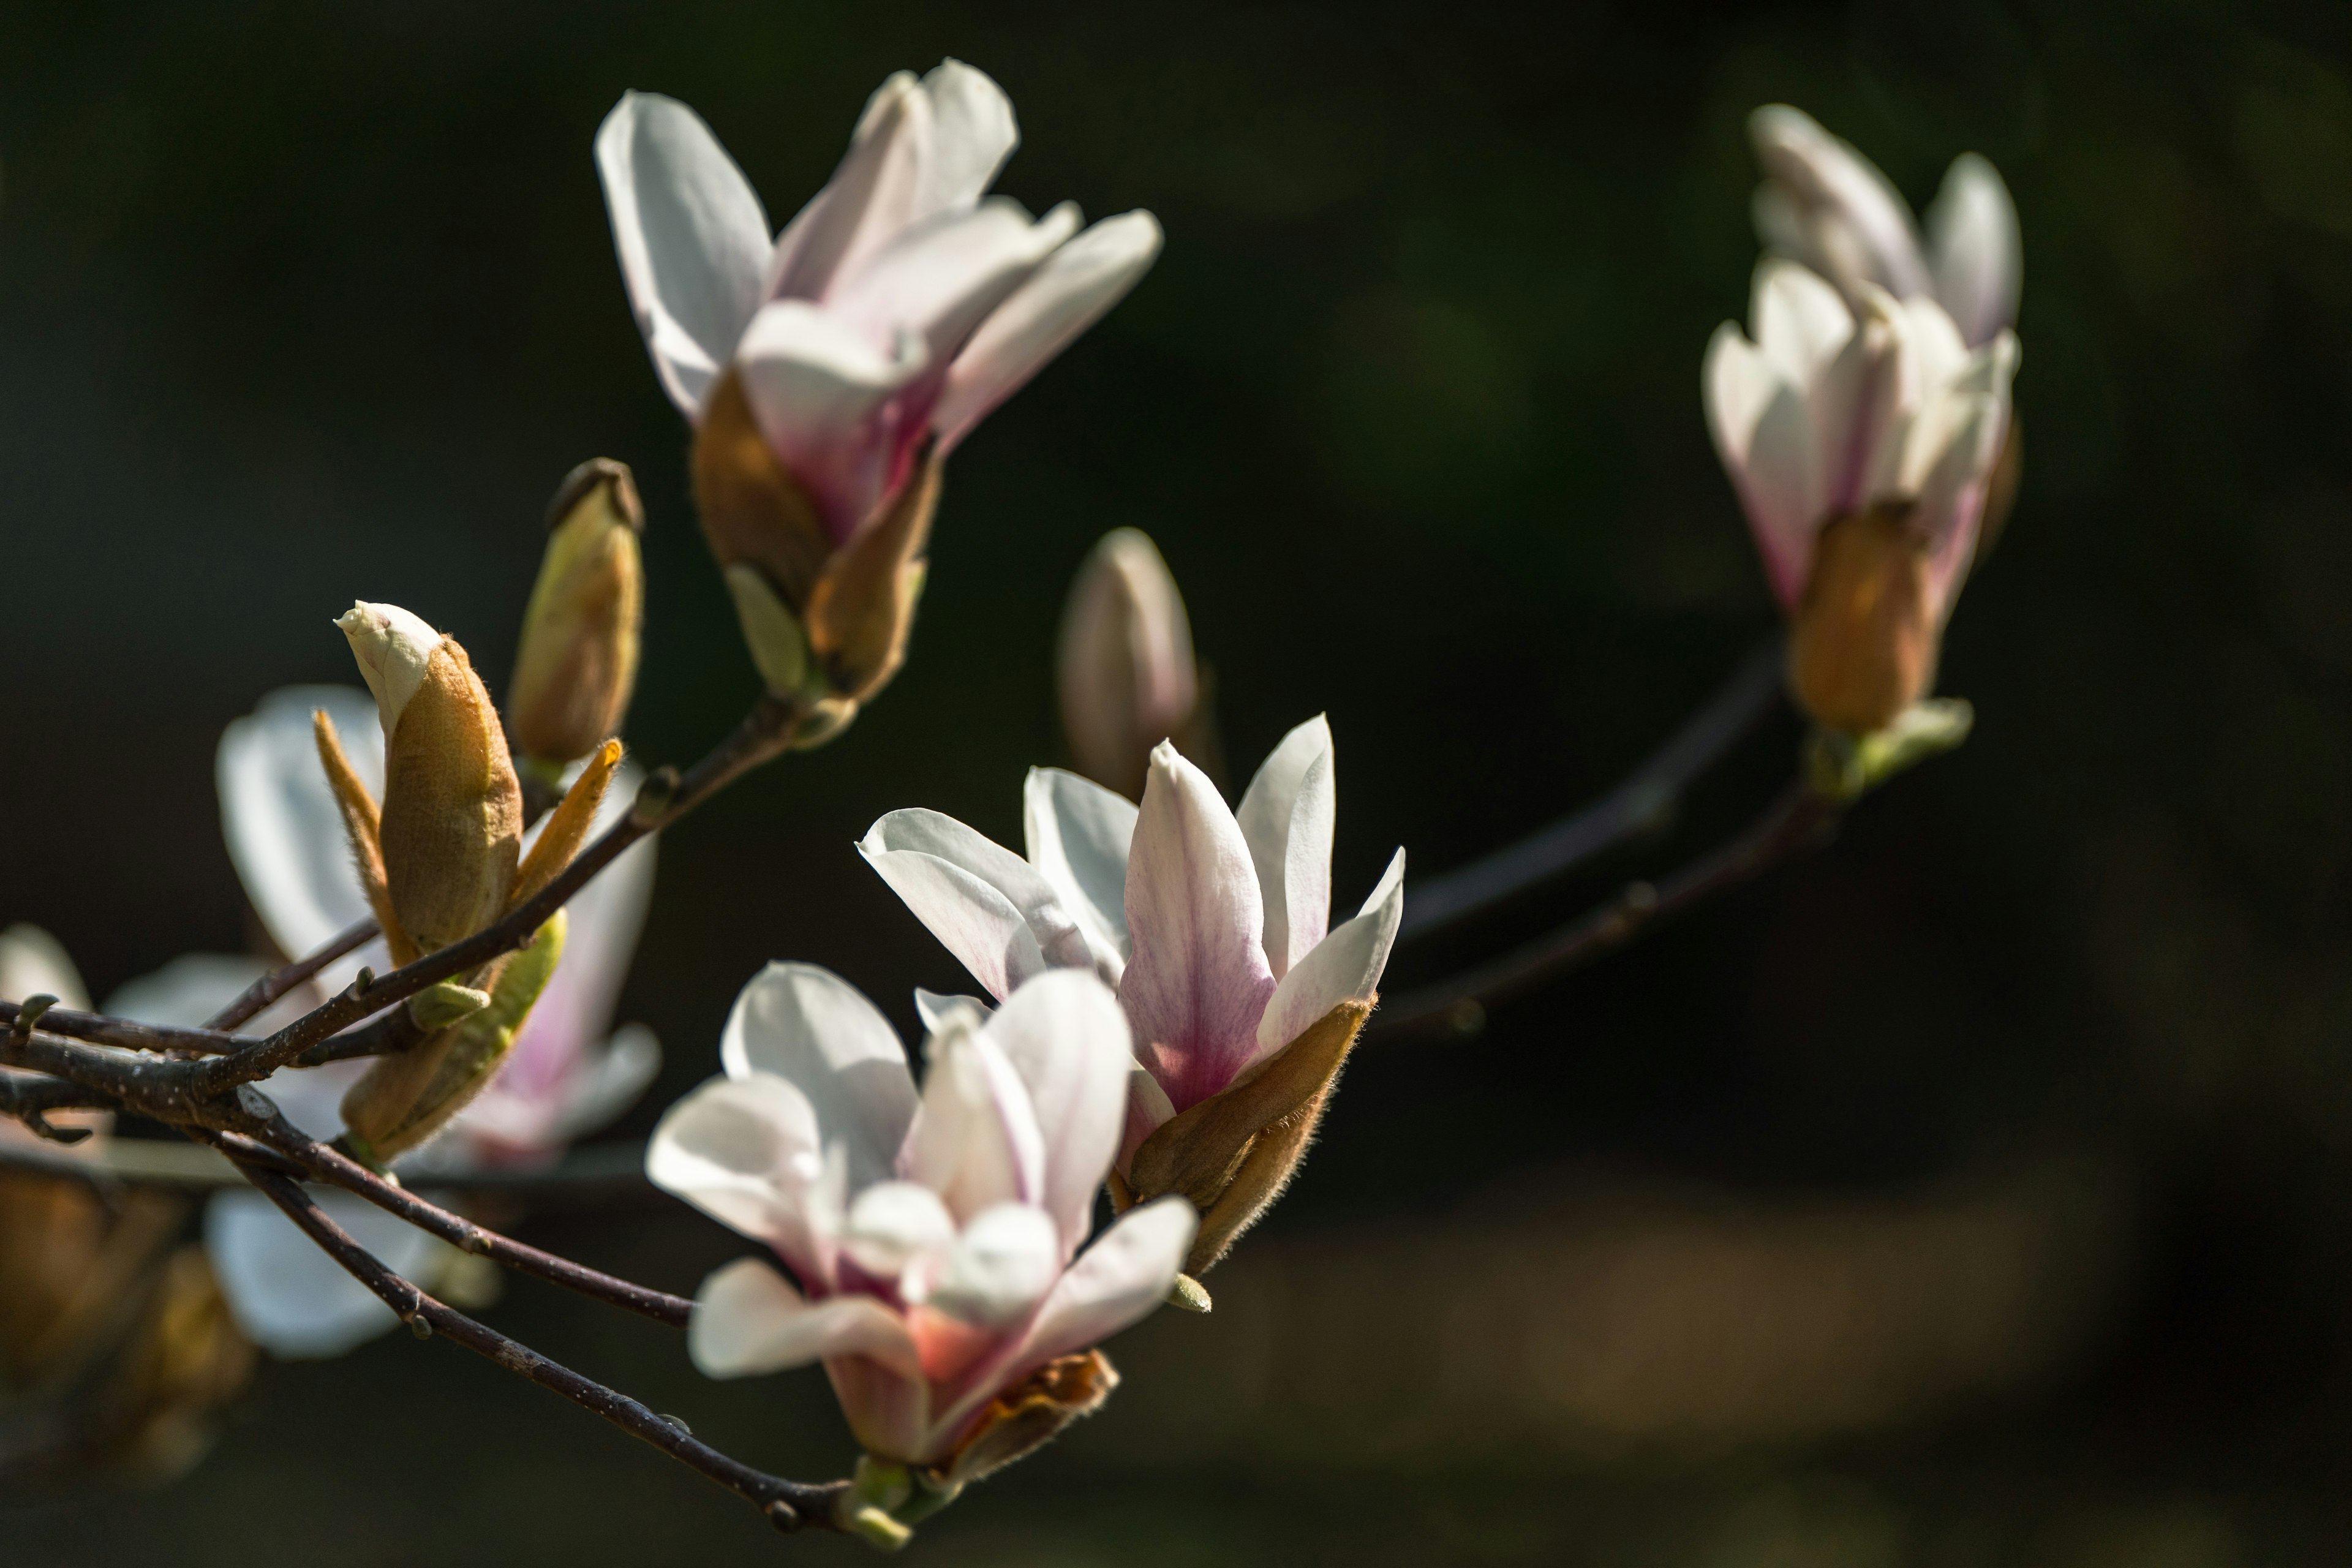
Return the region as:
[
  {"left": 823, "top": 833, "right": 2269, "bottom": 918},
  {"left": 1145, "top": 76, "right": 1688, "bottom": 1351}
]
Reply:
[
  {"left": 205, "top": 1186, "right": 453, "bottom": 1360},
  {"left": 0, "top": 924, "right": 89, "bottom": 1011},
  {"left": 1118, "top": 743, "right": 1278, "bottom": 1113},
  {"left": 1235, "top": 717, "right": 1336, "bottom": 980},
  {"left": 914, "top": 989, "right": 993, "bottom": 1035},
  {"left": 1117, "top": 1065, "right": 1178, "bottom": 1177},
  {"left": 900, "top": 1018, "right": 1045, "bottom": 1224},
  {"left": 689, "top": 1256, "right": 920, "bottom": 1379},
  {"left": 860, "top": 809, "right": 1088, "bottom": 997},
  {"left": 911, "top": 59, "right": 1019, "bottom": 222},
  {"left": 1021, "top": 766, "right": 1137, "bottom": 984},
  {"left": 1704, "top": 323, "right": 1815, "bottom": 609},
  {"left": 646, "top": 1074, "right": 828, "bottom": 1276},
  {"left": 103, "top": 954, "right": 266, "bottom": 1030},
  {"left": 1925, "top": 153, "right": 2021, "bottom": 349},
  {"left": 1748, "top": 105, "right": 1930, "bottom": 301},
  {"left": 934, "top": 211, "right": 1163, "bottom": 452},
  {"left": 1254, "top": 848, "right": 1405, "bottom": 1061},
  {"left": 842, "top": 1180, "right": 959, "bottom": 1280},
  {"left": 829, "top": 198, "right": 1079, "bottom": 381},
  {"left": 766, "top": 71, "right": 929, "bottom": 304},
  {"left": 719, "top": 963, "right": 918, "bottom": 1192},
  {"left": 926, "top": 1202, "right": 1061, "bottom": 1327},
  {"left": 1752, "top": 257, "right": 1855, "bottom": 385},
  {"left": 1013, "top": 1196, "right": 1195, "bottom": 1368},
  {"left": 595, "top": 91, "right": 775, "bottom": 418},
  {"left": 978, "top": 968, "right": 1131, "bottom": 1255},
  {"left": 732, "top": 298, "right": 929, "bottom": 541},
  {"left": 218, "top": 685, "right": 383, "bottom": 968}
]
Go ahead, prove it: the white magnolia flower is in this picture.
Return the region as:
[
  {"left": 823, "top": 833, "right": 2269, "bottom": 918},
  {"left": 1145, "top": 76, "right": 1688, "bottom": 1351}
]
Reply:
[
  {"left": 1749, "top": 104, "right": 2020, "bottom": 350},
  {"left": 597, "top": 60, "right": 1162, "bottom": 541},
  {"left": 0, "top": 924, "right": 99, "bottom": 1152},
  {"left": 104, "top": 686, "right": 662, "bottom": 1357},
  {"left": 861, "top": 718, "right": 1404, "bottom": 1272},
  {"left": 648, "top": 963, "right": 1193, "bottom": 1471}
]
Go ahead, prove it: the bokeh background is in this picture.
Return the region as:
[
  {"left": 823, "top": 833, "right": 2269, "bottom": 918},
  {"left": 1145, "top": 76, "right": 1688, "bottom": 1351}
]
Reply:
[{"left": 5, "top": 0, "right": 2352, "bottom": 1561}]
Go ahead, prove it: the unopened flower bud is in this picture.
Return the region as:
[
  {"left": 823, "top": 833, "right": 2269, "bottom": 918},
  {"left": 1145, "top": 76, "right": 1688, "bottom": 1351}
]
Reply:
[
  {"left": 334, "top": 601, "right": 524, "bottom": 957},
  {"left": 1058, "top": 529, "right": 1213, "bottom": 800},
  {"left": 692, "top": 370, "right": 938, "bottom": 731},
  {"left": 507, "top": 459, "right": 645, "bottom": 769},
  {"left": 1786, "top": 503, "right": 1939, "bottom": 736}
]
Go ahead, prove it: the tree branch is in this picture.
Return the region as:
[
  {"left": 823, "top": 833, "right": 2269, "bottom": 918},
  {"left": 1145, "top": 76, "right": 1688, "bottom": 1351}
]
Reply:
[
  {"left": 205, "top": 917, "right": 380, "bottom": 1031},
  {"left": 1373, "top": 779, "right": 1838, "bottom": 1039},
  {"left": 1397, "top": 636, "right": 1787, "bottom": 941},
  {"left": 231, "top": 1158, "right": 847, "bottom": 1532}
]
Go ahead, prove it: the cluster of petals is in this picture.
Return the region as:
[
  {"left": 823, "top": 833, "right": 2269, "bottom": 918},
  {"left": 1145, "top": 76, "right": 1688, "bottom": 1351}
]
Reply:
[
  {"left": 860, "top": 717, "right": 1404, "bottom": 1166},
  {"left": 597, "top": 59, "right": 1162, "bottom": 540},
  {"left": 1747, "top": 104, "right": 2020, "bottom": 350},
  {"left": 1703, "top": 259, "right": 2021, "bottom": 628},
  {"left": 647, "top": 962, "right": 1194, "bottom": 1465},
  {"left": 103, "top": 686, "right": 660, "bottom": 1357}
]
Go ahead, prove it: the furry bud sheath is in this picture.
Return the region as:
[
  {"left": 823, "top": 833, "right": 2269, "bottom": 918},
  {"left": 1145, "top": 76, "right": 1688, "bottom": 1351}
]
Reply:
[{"left": 507, "top": 459, "right": 644, "bottom": 766}]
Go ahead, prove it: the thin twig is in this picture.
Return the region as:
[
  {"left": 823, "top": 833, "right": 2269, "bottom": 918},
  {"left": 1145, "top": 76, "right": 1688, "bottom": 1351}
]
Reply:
[
  {"left": 0, "top": 1001, "right": 245, "bottom": 1057},
  {"left": 0, "top": 1134, "right": 657, "bottom": 1197},
  {"left": 205, "top": 917, "right": 379, "bottom": 1031},
  {"left": 233, "top": 1159, "right": 846, "bottom": 1532},
  {"left": 1373, "top": 780, "right": 1838, "bottom": 1039},
  {"left": 1397, "top": 637, "right": 1787, "bottom": 941},
  {"left": 292, "top": 1005, "right": 423, "bottom": 1068}
]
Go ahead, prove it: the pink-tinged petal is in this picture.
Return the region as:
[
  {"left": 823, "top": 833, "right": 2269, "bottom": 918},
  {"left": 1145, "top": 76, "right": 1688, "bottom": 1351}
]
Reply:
[
  {"left": 1254, "top": 848, "right": 1405, "bottom": 1061},
  {"left": 1926, "top": 153, "right": 2021, "bottom": 349},
  {"left": 1811, "top": 290, "right": 1902, "bottom": 522},
  {"left": 900, "top": 1018, "right": 1046, "bottom": 1225},
  {"left": 1022, "top": 767, "right": 1137, "bottom": 984},
  {"left": 924, "top": 1202, "right": 1061, "bottom": 1327},
  {"left": 933, "top": 211, "right": 1163, "bottom": 453},
  {"left": 1908, "top": 332, "right": 2019, "bottom": 622},
  {"left": 733, "top": 298, "right": 929, "bottom": 542},
  {"left": 646, "top": 1075, "right": 829, "bottom": 1278},
  {"left": 1749, "top": 105, "right": 1930, "bottom": 303},
  {"left": 217, "top": 685, "right": 382, "bottom": 974},
  {"left": 1117, "top": 1065, "right": 1177, "bottom": 1178},
  {"left": 841, "top": 1180, "right": 958, "bottom": 1282},
  {"left": 690, "top": 1256, "right": 921, "bottom": 1379},
  {"left": 827, "top": 1349, "right": 934, "bottom": 1463},
  {"left": 978, "top": 969, "right": 1132, "bottom": 1255},
  {"left": 206, "top": 1187, "right": 454, "bottom": 1359},
  {"left": 594, "top": 92, "right": 774, "bottom": 418},
  {"left": 720, "top": 962, "right": 918, "bottom": 1192},
  {"left": 766, "top": 70, "right": 929, "bottom": 305},
  {"left": 830, "top": 199, "right": 1079, "bottom": 391},
  {"left": 1119, "top": 742, "right": 1278, "bottom": 1112},
  {"left": 1235, "top": 717, "right": 1335, "bottom": 979},
  {"left": 1705, "top": 324, "right": 1815, "bottom": 608},
  {"left": 908, "top": 59, "right": 1019, "bottom": 223},
  {"left": 861, "top": 809, "right": 1088, "bottom": 998}
]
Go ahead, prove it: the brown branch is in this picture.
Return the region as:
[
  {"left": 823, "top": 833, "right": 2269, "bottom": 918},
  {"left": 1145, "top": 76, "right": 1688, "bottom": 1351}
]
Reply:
[
  {"left": 0, "top": 1000, "right": 246, "bottom": 1057},
  {"left": 1372, "top": 780, "right": 1839, "bottom": 1039},
  {"left": 292, "top": 1005, "right": 424, "bottom": 1068},
  {"left": 232, "top": 1159, "right": 846, "bottom": 1532},
  {"left": 205, "top": 917, "right": 380, "bottom": 1031},
  {"left": 1397, "top": 636, "right": 1787, "bottom": 941}
]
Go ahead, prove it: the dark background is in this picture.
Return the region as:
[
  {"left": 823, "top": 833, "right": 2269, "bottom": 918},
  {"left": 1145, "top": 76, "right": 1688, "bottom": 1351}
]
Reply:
[{"left": 7, "top": 0, "right": 2352, "bottom": 1561}]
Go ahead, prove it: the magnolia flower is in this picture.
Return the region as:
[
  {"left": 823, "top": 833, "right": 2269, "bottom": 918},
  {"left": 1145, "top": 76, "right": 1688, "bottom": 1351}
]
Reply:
[
  {"left": 861, "top": 717, "right": 1404, "bottom": 1276},
  {"left": 103, "top": 686, "right": 660, "bottom": 1357},
  {"left": 648, "top": 963, "right": 1194, "bottom": 1495},
  {"left": 598, "top": 62, "right": 1163, "bottom": 717},
  {"left": 1705, "top": 260, "right": 2019, "bottom": 736},
  {"left": 1749, "top": 104, "right": 2019, "bottom": 351},
  {"left": 1057, "top": 528, "right": 1215, "bottom": 802}
]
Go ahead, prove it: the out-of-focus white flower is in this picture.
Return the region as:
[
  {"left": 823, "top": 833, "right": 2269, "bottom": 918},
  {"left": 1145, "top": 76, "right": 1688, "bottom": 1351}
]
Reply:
[
  {"left": 648, "top": 963, "right": 1191, "bottom": 1487},
  {"left": 102, "top": 687, "right": 662, "bottom": 1357},
  {"left": 861, "top": 718, "right": 1403, "bottom": 1275},
  {"left": 1749, "top": 105, "right": 2020, "bottom": 350},
  {"left": 1704, "top": 261, "right": 2020, "bottom": 735},
  {"left": 0, "top": 924, "right": 97, "bottom": 1152},
  {"left": 1057, "top": 529, "right": 1207, "bottom": 802}
]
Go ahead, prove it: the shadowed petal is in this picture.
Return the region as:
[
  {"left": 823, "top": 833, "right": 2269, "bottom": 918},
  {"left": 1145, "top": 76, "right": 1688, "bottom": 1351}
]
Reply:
[
  {"left": 1022, "top": 767, "right": 1137, "bottom": 983},
  {"left": 206, "top": 1187, "right": 453, "bottom": 1360},
  {"left": 719, "top": 963, "right": 918, "bottom": 1193},
  {"left": 1256, "top": 849, "right": 1404, "bottom": 1062},
  {"left": 979, "top": 969, "right": 1132, "bottom": 1254},
  {"left": 1235, "top": 717, "right": 1335, "bottom": 979},
  {"left": 1926, "top": 153, "right": 2021, "bottom": 349},
  {"left": 862, "top": 809, "right": 1087, "bottom": 997},
  {"left": 900, "top": 1020, "right": 1045, "bottom": 1224},
  {"left": 646, "top": 1074, "right": 831, "bottom": 1277},
  {"left": 690, "top": 1256, "right": 921, "bottom": 1379},
  {"left": 1749, "top": 105, "right": 1929, "bottom": 302},
  {"left": 733, "top": 299, "right": 929, "bottom": 542},
  {"left": 217, "top": 685, "right": 382, "bottom": 973}
]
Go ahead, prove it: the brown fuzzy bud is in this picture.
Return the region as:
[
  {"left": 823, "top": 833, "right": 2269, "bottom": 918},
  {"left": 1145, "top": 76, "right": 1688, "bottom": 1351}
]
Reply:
[
  {"left": 337, "top": 603, "right": 524, "bottom": 955},
  {"left": 930, "top": 1351, "right": 1118, "bottom": 1488},
  {"left": 692, "top": 368, "right": 939, "bottom": 717},
  {"left": 1119, "top": 998, "right": 1373, "bottom": 1276},
  {"left": 1787, "top": 502, "right": 1940, "bottom": 736},
  {"left": 507, "top": 459, "right": 644, "bottom": 766}
]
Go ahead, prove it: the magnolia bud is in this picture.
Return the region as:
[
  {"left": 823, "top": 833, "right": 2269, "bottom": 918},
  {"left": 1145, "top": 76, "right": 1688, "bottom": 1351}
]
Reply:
[
  {"left": 1058, "top": 529, "right": 1213, "bottom": 800},
  {"left": 336, "top": 602, "right": 524, "bottom": 955},
  {"left": 507, "top": 459, "right": 644, "bottom": 768},
  {"left": 693, "top": 369, "right": 938, "bottom": 727},
  {"left": 339, "top": 911, "right": 565, "bottom": 1163},
  {"left": 930, "top": 1351, "right": 1118, "bottom": 1490},
  {"left": 1787, "top": 503, "right": 1939, "bottom": 737}
]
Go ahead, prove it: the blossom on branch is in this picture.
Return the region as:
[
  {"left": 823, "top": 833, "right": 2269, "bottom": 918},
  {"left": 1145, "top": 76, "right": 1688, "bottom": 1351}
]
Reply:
[
  {"left": 596, "top": 61, "right": 1163, "bottom": 731},
  {"left": 1704, "top": 260, "right": 2019, "bottom": 736},
  {"left": 647, "top": 963, "right": 1194, "bottom": 1507},
  {"left": 861, "top": 717, "right": 1405, "bottom": 1280}
]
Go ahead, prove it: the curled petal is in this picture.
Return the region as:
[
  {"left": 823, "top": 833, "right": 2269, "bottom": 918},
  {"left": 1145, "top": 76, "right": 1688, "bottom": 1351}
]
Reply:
[
  {"left": 1254, "top": 849, "right": 1404, "bottom": 1063},
  {"left": 1749, "top": 105, "right": 1930, "bottom": 303},
  {"left": 1022, "top": 767, "right": 1137, "bottom": 984},
  {"left": 719, "top": 962, "right": 918, "bottom": 1193},
  {"left": 733, "top": 300, "right": 928, "bottom": 542},
  {"left": 861, "top": 809, "right": 1090, "bottom": 997},
  {"left": 829, "top": 198, "right": 1080, "bottom": 385},
  {"left": 646, "top": 1074, "right": 827, "bottom": 1276},
  {"left": 1926, "top": 153, "right": 2022, "bottom": 349},
  {"left": 1235, "top": 717, "right": 1335, "bottom": 979},
  {"left": 690, "top": 1256, "right": 921, "bottom": 1379},
  {"left": 925, "top": 1202, "right": 1061, "bottom": 1327},
  {"left": 901, "top": 1020, "right": 1045, "bottom": 1224},
  {"left": 979, "top": 968, "right": 1133, "bottom": 1254}
]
